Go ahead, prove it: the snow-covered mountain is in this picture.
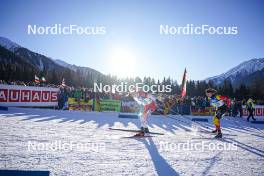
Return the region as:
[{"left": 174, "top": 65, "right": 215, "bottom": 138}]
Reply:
[
  {"left": 54, "top": 59, "right": 78, "bottom": 72},
  {"left": 0, "top": 36, "right": 49, "bottom": 71},
  {"left": 205, "top": 58, "right": 264, "bottom": 87},
  {"left": 0, "top": 37, "right": 20, "bottom": 51},
  {"left": 1, "top": 36, "right": 263, "bottom": 88},
  {"left": 54, "top": 59, "right": 102, "bottom": 77},
  {"left": 0, "top": 36, "right": 103, "bottom": 86},
  {"left": 0, "top": 36, "right": 102, "bottom": 74}
]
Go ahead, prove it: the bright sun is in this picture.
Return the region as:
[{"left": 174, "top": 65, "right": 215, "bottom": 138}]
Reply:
[{"left": 108, "top": 47, "right": 137, "bottom": 78}]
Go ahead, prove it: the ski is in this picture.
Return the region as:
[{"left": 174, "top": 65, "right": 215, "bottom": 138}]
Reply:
[
  {"left": 191, "top": 137, "right": 232, "bottom": 140},
  {"left": 121, "top": 135, "right": 154, "bottom": 139},
  {"left": 109, "top": 127, "right": 164, "bottom": 135},
  {"left": 196, "top": 130, "right": 237, "bottom": 137},
  {"left": 197, "top": 130, "right": 215, "bottom": 134}
]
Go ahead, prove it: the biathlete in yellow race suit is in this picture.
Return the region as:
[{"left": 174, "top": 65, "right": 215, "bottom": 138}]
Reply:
[{"left": 205, "top": 88, "right": 230, "bottom": 138}]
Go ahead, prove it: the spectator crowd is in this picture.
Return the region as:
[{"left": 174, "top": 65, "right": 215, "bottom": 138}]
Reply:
[{"left": 1, "top": 80, "right": 263, "bottom": 117}]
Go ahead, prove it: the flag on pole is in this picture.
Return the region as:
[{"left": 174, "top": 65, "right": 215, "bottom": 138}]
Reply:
[
  {"left": 61, "top": 78, "right": 66, "bottom": 86},
  {"left": 181, "top": 68, "right": 187, "bottom": 98},
  {"left": 41, "top": 77, "right": 46, "bottom": 82},
  {"left": 35, "top": 75, "right": 40, "bottom": 83}
]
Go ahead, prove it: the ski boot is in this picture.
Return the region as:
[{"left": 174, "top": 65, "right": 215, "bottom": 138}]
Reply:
[
  {"left": 211, "top": 130, "right": 217, "bottom": 133},
  {"left": 134, "top": 131, "right": 145, "bottom": 137},
  {"left": 135, "top": 127, "right": 145, "bottom": 137},
  {"left": 144, "top": 128, "right": 150, "bottom": 133},
  {"left": 215, "top": 133, "right": 222, "bottom": 138}
]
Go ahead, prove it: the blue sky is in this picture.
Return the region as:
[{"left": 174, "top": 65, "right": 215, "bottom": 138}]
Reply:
[{"left": 0, "top": 0, "right": 263, "bottom": 83}]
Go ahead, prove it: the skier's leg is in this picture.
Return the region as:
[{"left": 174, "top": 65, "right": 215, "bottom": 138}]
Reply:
[
  {"left": 247, "top": 113, "right": 250, "bottom": 121},
  {"left": 248, "top": 110, "right": 253, "bottom": 121},
  {"left": 139, "top": 112, "right": 146, "bottom": 130},
  {"left": 214, "top": 118, "right": 222, "bottom": 138},
  {"left": 212, "top": 116, "right": 218, "bottom": 133},
  {"left": 251, "top": 110, "right": 256, "bottom": 121},
  {"left": 216, "top": 123, "right": 221, "bottom": 134},
  {"left": 135, "top": 112, "right": 146, "bottom": 136},
  {"left": 137, "top": 110, "right": 149, "bottom": 136},
  {"left": 214, "top": 109, "right": 224, "bottom": 138},
  {"left": 142, "top": 111, "right": 150, "bottom": 133},
  {"left": 213, "top": 109, "right": 221, "bottom": 133},
  {"left": 240, "top": 108, "right": 243, "bottom": 117},
  {"left": 214, "top": 117, "right": 221, "bottom": 133}
]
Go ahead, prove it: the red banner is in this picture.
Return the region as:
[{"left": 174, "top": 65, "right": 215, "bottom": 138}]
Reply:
[{"left": 0, "top": 84, "right": 59, "bottom": 107}]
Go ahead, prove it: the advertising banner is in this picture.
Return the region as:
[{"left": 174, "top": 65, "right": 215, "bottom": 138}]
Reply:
[
  {"left": 95, "top": 99, "right": 121, "bottom": 112},
  {"left": 191, "top": 107, "right": 214, "bottom": 116},
  {"left": 102, "top": 100, "right": 121, "bottom": 112},
  {"left": 0, "top": 84, "right": 59, "bottom": 107},
  {"left": 121, "top": 101, "right": 138, "bottom": 113},
  {"left": 68, "top": 98, "right": 93, "bottom": 111},
  {"left": 191, "top": 106, "right": 264, "bottom": 116},
  {"left": 242, "top": 105, "right": 264, "bottom": 116}
]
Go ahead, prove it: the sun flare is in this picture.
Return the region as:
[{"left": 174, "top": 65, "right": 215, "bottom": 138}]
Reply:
[{"left": 108, "top": 47, "right": 137, "bottom": 78}]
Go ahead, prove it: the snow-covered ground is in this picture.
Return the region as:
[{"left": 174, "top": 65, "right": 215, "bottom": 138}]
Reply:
[{"left": 0, "top": 107, "right": 263, "bottom": 176}]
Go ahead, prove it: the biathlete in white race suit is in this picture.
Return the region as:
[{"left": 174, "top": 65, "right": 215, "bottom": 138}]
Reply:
[{"left": 133, "top": 92, "right": 157, "bottom": 136}]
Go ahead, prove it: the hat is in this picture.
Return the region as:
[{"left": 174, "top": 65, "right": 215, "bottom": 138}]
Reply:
[{"left": 205, "top": 88, "right": 217, "bottom": 94}]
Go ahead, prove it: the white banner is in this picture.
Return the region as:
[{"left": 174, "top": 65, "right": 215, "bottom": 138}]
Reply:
[
  {"left": 242, "top": 105, "right": 264, "bottom": 116},
  {"left": 0, "top": 84, "right": 59, "bottom": 107}
]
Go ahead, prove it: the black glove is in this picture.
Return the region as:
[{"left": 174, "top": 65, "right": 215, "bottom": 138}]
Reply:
[{"left": 216, "top": 112, "right": 222, "bottom": 119}]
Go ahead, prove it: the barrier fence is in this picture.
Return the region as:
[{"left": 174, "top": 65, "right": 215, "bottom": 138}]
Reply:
[
  {"left": 1, "top": 84, "right": 263, "bottom": 116},
  {"left": 191, "top": 106, "right": 264, "bottom": 116}
]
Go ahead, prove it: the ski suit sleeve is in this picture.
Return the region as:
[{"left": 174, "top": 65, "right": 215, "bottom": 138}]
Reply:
[{"left": 219, "top": 95, "right": 231, "bottom": 108}]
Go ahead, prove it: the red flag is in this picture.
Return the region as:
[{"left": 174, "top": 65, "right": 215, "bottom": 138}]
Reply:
[
  {"left": 61, "top": 78, "right": 66, "bottom": 86},
  {"left": 181, "top": 68, "right": 187, "bottom": 98},
  {"left": 35, "top": 75, "right": 40, "bottom": 83}
]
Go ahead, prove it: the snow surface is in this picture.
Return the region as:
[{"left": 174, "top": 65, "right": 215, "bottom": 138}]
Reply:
[{"left": 0, "top": 108, "right": 263, "bottom": 176}]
